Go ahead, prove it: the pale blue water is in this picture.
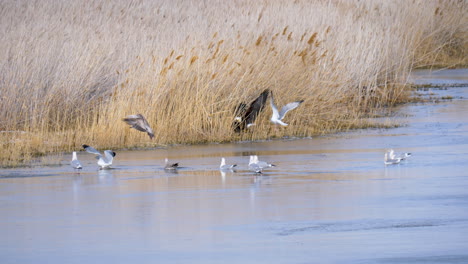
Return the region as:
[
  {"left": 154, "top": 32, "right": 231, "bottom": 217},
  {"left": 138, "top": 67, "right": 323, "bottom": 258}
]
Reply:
[{"left": 1, "top": 69, "right": 468, "bottom": 263}]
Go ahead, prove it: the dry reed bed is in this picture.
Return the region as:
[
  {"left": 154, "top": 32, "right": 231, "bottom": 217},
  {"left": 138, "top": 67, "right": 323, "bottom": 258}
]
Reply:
[{"left": 0, "top": 0, "right": 466, "bottom": 166}]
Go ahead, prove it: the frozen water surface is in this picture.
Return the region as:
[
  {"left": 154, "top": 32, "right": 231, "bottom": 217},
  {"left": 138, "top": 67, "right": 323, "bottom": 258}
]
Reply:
[{"left": 1, "top": 69, "right": 468, "bottom": 263}]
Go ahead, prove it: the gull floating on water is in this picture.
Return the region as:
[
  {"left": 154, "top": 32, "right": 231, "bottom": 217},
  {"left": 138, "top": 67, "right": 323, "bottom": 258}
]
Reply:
[
  {"left": 233, "top": 89, "right": 270, "bottom": 132},
  {"left": 270, "top": 91, "right": 304, "bottom": 126},
  {"left": 71, "top": 151, "right": 82, "bottom": 169},
  {"left": 122, "top": 114, "right": 154, "bottom": 139},
  {"left": 164, "top": 158, "right": 179, "bottom": 170},
  {"left": 82, "top": 144, "right": 116, "bottom": 169},
  {"left": 220, "top": 157, "right": 237, "bottom": 170}
]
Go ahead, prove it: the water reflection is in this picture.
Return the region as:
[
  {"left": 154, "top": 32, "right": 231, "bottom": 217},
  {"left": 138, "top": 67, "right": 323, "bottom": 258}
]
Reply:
[
  {"left": 97, "top": 168, "right": 116, "bottom": 183},
  {"left": 163, "top": 168, "right": 179, "bottom": 175}
]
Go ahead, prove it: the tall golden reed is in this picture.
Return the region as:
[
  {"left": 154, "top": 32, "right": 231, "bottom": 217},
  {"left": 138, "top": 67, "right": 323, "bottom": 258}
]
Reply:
[{"left": 0, "top": 0, "right": 466, "bottom": 166}]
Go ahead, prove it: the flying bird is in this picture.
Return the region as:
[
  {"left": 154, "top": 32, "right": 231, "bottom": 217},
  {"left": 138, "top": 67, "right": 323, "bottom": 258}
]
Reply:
[
  {"left": 384, "top": 149, "right": 402, "bottom": 165},
  {"left": 82, "top": 144, "right": 116, "bottom": 169},
  {"left": 122, "top": 114, "right": 154, "bottom": 139},
  {"left": 233, "top": 89, "right": 270, "bottom": 132},
  {"left": 70, "top": 151, "right": 82, "bottom": 169},
  {"left": 270, "top": 91, "right": 304, "bottom": 126},
  {"left": 384, "top": 149, "right": 411, "bottom": 165},
  {"left": 164, "top": 158, "right": 179, "bottom": 170},
  {"left": 220, "top": 157, "right": 237, "bottom": 170}
]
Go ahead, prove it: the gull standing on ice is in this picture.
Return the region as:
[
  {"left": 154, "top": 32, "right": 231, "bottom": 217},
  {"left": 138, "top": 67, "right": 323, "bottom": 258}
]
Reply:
[
  {"left": 220, "top": 157, "right": 237, "bottom": 170},
  {"left": 82, "top": 144, "right": 117, "bottom": 169},
  {"left": 253, "top": 155, "right": 276, "bottom": 169},
  {"left": 71, "top": 151, "right": 82, "bottom": 169},
  {"left": 270, "top": 91, "right": 304, "bottom": 126},
  {"left": 122, "top": 114, "right": 155, "bottom": 139},
  {"left": 248, "top": 155, "right": 275, "bottom": 173},
  {"left": 248, "top": 156, "right": 263, "bottom": 173},
  {"left": 164, "top": 158, "right": 179, "bottom": 170}
]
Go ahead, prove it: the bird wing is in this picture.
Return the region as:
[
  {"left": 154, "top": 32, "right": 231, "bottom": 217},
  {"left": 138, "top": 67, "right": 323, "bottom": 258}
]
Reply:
[
  {"left": 123, "top": 115, "right": 148, "bottom": 132},
  {"left": 165, "top": 163, "right": 178, "bottom": 169},
  {"left": 248, "top": 156, "right": 254, "bottom": 165},
  {"left": 249, "top": 163, "right": 262, "bottom": 173},
  {"left": 279, "top": 100, "right": 304, "bottom": 120},
  {"left": 83, "top": 145, "right": 101, "bottom": 156},
  {"left": 103, "top": 150, "right": 115, "bottom": 163},
  {"left": 257, "top": 161, "right": 267, "bottom": 168},
  {"left": 164, "top": 158, "right": 179, "bottom": 169},
  {"left": 123, "top": 114, "right": 154, "bottom": 139},
  {"left": 141, "top": 117, "right": 155, "bottom": 139},
  {"left": 244, "top": 89, "right": 269, "bottom": 125},
  {"left": 270, "top": 95, "right": 280, "bottom": 121}
]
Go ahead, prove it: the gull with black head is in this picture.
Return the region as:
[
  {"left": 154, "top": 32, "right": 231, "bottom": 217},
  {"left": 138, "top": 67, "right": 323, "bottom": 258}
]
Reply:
[{"left": 82, "top": 144, "right": 116, "bottom": 169}]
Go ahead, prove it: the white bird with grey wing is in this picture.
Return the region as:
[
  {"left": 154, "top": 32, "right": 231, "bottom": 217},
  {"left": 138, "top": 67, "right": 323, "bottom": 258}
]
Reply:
[
  {"left": 270, "top": 91, "right": 304, "bottom": 126},
  {"left": 248, "top": 156, "right": 263, "bottom": 173},
  {"left": 220, "top": 157, "right": 237, "bottom": 170},
  {"left": 389, "top": 149, "right": 412, "bottom": 160},
  {"left": 82, "top": 144, "right": 116, "bottom": 169},
  {"left": 71, "top": 151, "right": 82, "bottom": 169},
  {"left": 122, "top": 114, "right": 155, "bottom": 139},
  {"left": 384, "top": 149, "right": 401, "bottom": 165},
  {"left": 384, "top": 149, "right": 412, "bottom": 165},
  {"left": 248, "top": 155, "right": 275, "bottom": 173},
  {"left": 253, "top": 155, "right": 275, "bottom": 169}
]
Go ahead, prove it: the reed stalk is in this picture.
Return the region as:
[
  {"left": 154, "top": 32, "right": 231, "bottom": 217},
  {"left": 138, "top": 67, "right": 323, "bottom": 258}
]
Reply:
[{"left": 0, "top": 0, "right": 466, "bottom": 166}]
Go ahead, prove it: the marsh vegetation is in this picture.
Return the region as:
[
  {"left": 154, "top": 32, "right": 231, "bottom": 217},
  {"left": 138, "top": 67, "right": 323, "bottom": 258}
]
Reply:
[{"left": 0, "top": 0, "right": 466, "bottom": 166}]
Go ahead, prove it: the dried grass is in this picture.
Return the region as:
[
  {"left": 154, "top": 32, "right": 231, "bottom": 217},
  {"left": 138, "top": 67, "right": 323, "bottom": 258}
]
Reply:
[{"left": 0, "top": 0, "right": 466, "bottom": 166}]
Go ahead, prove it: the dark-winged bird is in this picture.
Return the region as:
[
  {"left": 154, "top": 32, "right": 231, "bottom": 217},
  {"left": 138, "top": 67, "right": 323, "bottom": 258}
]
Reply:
[
  {"left": 233, "top": 89, "right": 269, "bottom": 132},
  {"left": 122, "top": 114, "right": 154, "bottom": 139},
  {"left": 164, "top": 158, "right": 179, "bottom": 170}
]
